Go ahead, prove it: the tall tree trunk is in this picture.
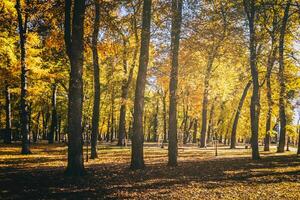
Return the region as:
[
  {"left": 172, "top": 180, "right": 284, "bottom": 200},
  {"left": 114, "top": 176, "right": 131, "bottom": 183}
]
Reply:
[
  {"left": 277, "top": 0, "right": 291, "bottom": 153},
  {"left": 168, "top": 0, "right": 183, "bottom": 166},
  {"left": 207, "top": 102, "right": 215, "bottom": 144},
  {"left": 131, "top": 0, "right": 152, "bottom": 169},
  {"left": 192, "top": 119, "right": 198, "bottom": 143},
  {"left": 297, "top": 118, "right": 300, "bottom": 155},
  {"left": 230, "top": 80, "right": 252, "bottom": 149},
  {"left": 153, "top": 101, "right": 159, "bottom": 142},
  {"left": 33, "top": 112, "right": 40, "bottom": 143},
  {"left": 49, "top": 84, "right": 57, "bottom": 144},
  {"left": 264, "top": 41, "right": 277, "bottom": 151},
  {"left": 162, "top": 92, "right": 167, "bottom": 143},
  {"left": 244, "top": 0, "right": 260, "bottom": 160},
  {"left": 110, "top": 89, "right": 115, "bottom": 142},
  {"left": 64, "top": 0, "right": 86, "bottom": 176},
  {"left": 183, "top": 104, "right": 189, "bottom": 144},
  {"left": 106, "top": 114, "right": 110, "bottom": 142},
  {"left": 199, "top": 56, "right": 215, "bottom": 148},
  {"left": 91, "top": 0, "right": 100, "bottom": 159},
  {"left": 16, "top": 0, "right": 31, "bottom": 154},
  {"left": 117, "top": 11, "right": 139, "bottom": 146},
  {"left": 4, "top": 84, "right": 12, "bottom": 144}
]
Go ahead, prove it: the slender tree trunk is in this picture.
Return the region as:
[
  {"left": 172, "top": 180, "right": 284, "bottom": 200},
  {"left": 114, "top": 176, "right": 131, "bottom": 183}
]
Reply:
[
  {"left": 200, "top": 57, "right": 215, "bottom": 148},
  {"left": 16, "top": 0, "right": 31, "bottom": 154},
  {"left": 33, "top": 112, "right": 40, "bottom": 143},
  {"left": 277, "top": 0, "right": 291, "bottom": 153},
  {"left": 106, "top": 114, "right": 110, "bottom": 142},
  {"left": 91, "top": 0, "right": 100, "bottom": 159},
  {"left": 153, "top": 101, "right": 159, "bottom": 142},
  {"left": 64, "top": 0, "right": 86, "bottom": 176},
  {"left": 192, "top": 119, "right": 198, "bottom": 143},
  {"left": 162, "top": 92, "right": 167, "bottom": 143},
  {"left": 168, "top": 0, "right": 183, "bottom": 166},
  {"left": 244, "top": 0, "right": 260, "bottom": 160},
  {"left": 264, "top": 43, "right": 277, "bottom": 151},
  {"left": 110, "top": 90, "right": 115, "bottom": 142},
  {"left": 207, "top": 102, "right": 215, "bottom": 144},
  {"left": 49, "top": 84, "right": 57, "bottom": 144},
  {"left": 230, "top": 80, "right": 252, "bottom": 149},
  {"left": 297, "top": 118, "right": 300, "bottom": 155},
  {"left": 117, "top": 13, "right": 139, "bottom": 146},
  {"left": 57, "top": 115, "right": 61, "bottom": 143},
  {"left": 183, "top": 104, "right": 188, "bottom": 144},
  {"left": 131, "top": 0, "right": 152, "bottom": 169},
  {"left": 4, "top": 84, "right": 12, "bottom": 144}
]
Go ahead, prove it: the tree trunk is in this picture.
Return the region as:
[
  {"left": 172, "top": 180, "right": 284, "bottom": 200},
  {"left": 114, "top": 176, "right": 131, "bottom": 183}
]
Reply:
[
  {"left": 4, "top": 84, "right": 11, "bottom": 144},
  {"left": 131, "top": 0, "right": 152, "bottom": 169},
  {"left": 64, "top": 0, "right": 86, "bottom": 176},
  {"left": 199, "top": 56, "right": 215, "bottom": 148},
  {"left": 106, "top": 114, "right": 110, "bottom": 142},
  {"left": 49, "top": 84, "right": 57, "bottom": 144},
  {"left": 230, "top": 80, "right": 252, "bottom": 149},
  {"left": 16, "top": 0, "right": 31, "bottom": 154},
  {"left": 277, "top": 0, "right": 291, "bottom": 153},
  {"left": 183, "top": 104, "right": 188, "bottom": 144},
  {"left": 244, "top": 0, "right": 260, "bottom": 160},
  {"left": 91, "top": 0, "right": 100, "bottom": 159},
  {"left": 162, "top": 92, "right": 167, "bottom": 143},
  {"left": 153, "top": 101, "right": 159, "bottom": 142},
  {"left": 297, "top": 118, "right": 300, "bottom": 155},
  {"left": 207, "top": 102, "right": 215, "bottom": 144},
  {"left": 117, "top": 13, "right": 139, "bottom": 146},
  {"left": 110, "top": 90, "right": 115, "bottom": 142},
  {"left": 192, "top": 119, "right": 198, "bottom": 143},
  {"left": 264, "top": 42, "right": 277, "bottom": 151},
  {"left": 4, "top": 84, "right": 12, "bottom": 144},
  {"left": 168, "top": 0, "right": 183, "bottom": 166},
  {"left": 33, "top": 112, "right": 40, "bottom": 143}
]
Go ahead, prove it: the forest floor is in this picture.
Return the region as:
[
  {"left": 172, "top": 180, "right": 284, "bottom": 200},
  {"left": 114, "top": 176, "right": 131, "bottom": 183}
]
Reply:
[{"left": 0, "top": 142, "right": 299, "bottom": 200}]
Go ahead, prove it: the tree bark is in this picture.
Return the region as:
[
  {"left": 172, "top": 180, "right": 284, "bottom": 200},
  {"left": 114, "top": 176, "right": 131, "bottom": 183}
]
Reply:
[
  {"left": 168, "top": 0, "right": 183, "bottom": 166},
  {"left": 297, "top": 118, "right": 300, "bottom": 155},
  {"left": 64, "top": 0, "right": 86, "bottom": 176},
  {"left": 33, "top": 112, "right": 40, "bottom": 143},
  {"left": 230, "top": 80, "right": 252, "bottom": 149},
  {"left": 117, "top": 9, "right": 139, "bottom": 146},
  {"left": 264, "top": 42, "right": 277, "bottom": 151},
  {"left": 91, "top": 0, "right": 100, "bottom": 159},
  {"left": 192, "top": 119, "right": 198, "bottom": 143},
  {"left": 277, "top": 0, "right": 291, "bottom": 153},
  {"left": 243, "top": 0, "right": 260, "bottom": 160},
  {"left": 16, "top": 0, "right": 31, "bottom": 154},
  {"left": 162, "top": 91, "right": 168, "bottom": 143},
  {"left": 49, "top": 84, "right": 57, "bottom": 144},
  {"left": 110, "top": 89, "right": 115, "bottom": 142},
  {"left": 4, "top": 84, "right": 12, "bottom": 144},
  {"left": 131, "top": 0, "right": 152, "bottom": 169},
  {"left": 153, "top": 101, "right": 159, "bottom": 142},
  {"left": 207, "top": 102, "right": 215, "bottom": 144}
]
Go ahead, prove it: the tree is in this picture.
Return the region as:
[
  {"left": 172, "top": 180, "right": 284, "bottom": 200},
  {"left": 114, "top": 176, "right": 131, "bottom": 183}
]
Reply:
[
  {"left": 277, "top": 0, "right": 291, "bottom": 153},
  {"left": 230, "top": 80, "right": 252, "bottom": 149},
  {"left": 49, "top": 84, "right": 57, "bottom": 144},
  {"left": 64, "top": 0, "right": 86, "bottom": 176},
  {"left": 168, "top": 0, "right": 183, "bottom": 166},
  {"left": 15, "top": 0, "right": 31, "bottom": 154},
  {"left": 131, "top": 0, "right": 152, "bottom": 169},
  {"left": 243, "top": 0, "right": 260, "bottom": 160},
  {"left": 117, "top": 3, "right": 139, "bottom": 146},
  {"left": 91, "top": 0, "right": 100, "bottom": 159},
  {"left": 4, "top": 83, "right": 12, "bottom": 144}
]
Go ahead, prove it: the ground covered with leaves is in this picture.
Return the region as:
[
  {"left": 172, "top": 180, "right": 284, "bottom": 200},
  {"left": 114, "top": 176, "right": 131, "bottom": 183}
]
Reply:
[{"left": 0, "top": 143, "right": 299, "bottom": 199}]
